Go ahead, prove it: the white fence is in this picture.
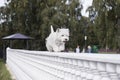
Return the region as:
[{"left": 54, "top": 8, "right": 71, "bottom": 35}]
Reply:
[{"left": 7, "top": 48, "right": 120, "bottom": 80}]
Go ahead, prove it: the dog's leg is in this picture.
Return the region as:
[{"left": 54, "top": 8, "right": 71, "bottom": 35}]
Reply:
[
  {"left": 47, "top": 46, "right": 53, "bottom": 52},
  {"left": 46, "top": 42, "right": 53, "bottom": 52},
  {"left": 59, "top": 44, "right": 65, "bottom": 51},
  {"left": 53, "top": 46, "right": 60, "bottom": 52}
]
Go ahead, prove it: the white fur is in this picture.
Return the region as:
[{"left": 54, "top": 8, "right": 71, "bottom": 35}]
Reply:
[{"left": 46, "top": 25, "right": 69, "bottom": 52}]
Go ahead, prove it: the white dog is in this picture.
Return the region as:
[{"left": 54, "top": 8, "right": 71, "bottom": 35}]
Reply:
[{"left": 46, "top": 25, "right": 69, "bottom": 52}]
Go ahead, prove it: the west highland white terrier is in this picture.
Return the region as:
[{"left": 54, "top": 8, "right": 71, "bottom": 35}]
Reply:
[{"left": 46, "top": 25, "right": 69, "bottom": 52}]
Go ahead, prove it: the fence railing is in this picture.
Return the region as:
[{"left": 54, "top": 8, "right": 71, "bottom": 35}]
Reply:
[{"left": 7, "top": 48, "right": 120, "bottom": 80}]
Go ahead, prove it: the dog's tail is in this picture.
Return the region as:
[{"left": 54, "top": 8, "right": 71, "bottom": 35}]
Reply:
[{"left": 51, "top": 25, "right": 54, "bottom": 33}]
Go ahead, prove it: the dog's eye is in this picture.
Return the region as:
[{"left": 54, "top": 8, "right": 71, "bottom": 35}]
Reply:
[{"left": 62, "top": 35, "right": 64, "bottom": 36}]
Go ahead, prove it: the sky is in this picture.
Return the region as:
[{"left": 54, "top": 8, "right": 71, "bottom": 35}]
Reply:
[
  {"left": 81, "top": 0, "right": 93, "bottom": 17},
  {"left": 0, "top": 0, "right": 5, "bottom": 6},
  {"left": 0, "top": 0, "right": 93, "bottom": 17}
]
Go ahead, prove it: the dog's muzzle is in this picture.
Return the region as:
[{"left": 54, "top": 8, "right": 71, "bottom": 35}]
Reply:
[{"left": 63, "top": 39, "right": 69, "bottom": 43}]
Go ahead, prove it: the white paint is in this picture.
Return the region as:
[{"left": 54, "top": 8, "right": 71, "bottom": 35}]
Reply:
[{"left": 7, "top": 48, "right": 120, "bottom": 80}]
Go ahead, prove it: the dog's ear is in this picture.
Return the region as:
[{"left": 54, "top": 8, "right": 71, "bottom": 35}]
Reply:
[
  {"left": 51, "top": 25, "right": 54, "bottom": 33},
  {"left": 56, "top": 28, "right": 60, "bottom": 32}
]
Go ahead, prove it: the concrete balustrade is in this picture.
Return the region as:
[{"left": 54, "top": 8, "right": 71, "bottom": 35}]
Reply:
[{"left": 7, "top": 48, "right": 120, "bottom": 80}]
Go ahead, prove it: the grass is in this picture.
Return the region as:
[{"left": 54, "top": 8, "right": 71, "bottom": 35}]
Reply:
[{"left": 0, "top": 59, "right": 12, "bottom": 80}]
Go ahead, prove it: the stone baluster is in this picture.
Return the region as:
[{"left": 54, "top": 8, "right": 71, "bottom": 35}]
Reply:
[
  {"left": 53, "top": 57, "right": 60, "bottom": 77},
  {"left": 74, "top": 59, "right": 80, "bottom": 80},
  {"left": 76, "top": 60, "right": 84, "bottom": 80},
  {"left": 67, "top": 59, "right": 76, "bottom": 80},
  {"left": 116, "top": 65, "right": 120, "bottom": 79},
  {"left": 63, "top": 58, "right": 72, "bottom": 80},
  {"left": 65, "top": 60, "right": 72, "bottom": 80},
  {"left": 65, "top": 59, "right": 76, "bottom": 80},
  {"left": 54, "top": 57, "right": 60, "bottom": 78},
  {"left": 85, "top": 61, "right": 95, "bottom": 80},
  {"left": 86, "top": 61, "right": 97, "bottom": 80},
  {"left": 106, "top": 63, "right": 119, "bottom": 80},
  {"left": 97, "top": 62, "right": 111, "bottom": 80},
  {"left": 79, "top": 60, "right": 86, "bottom": 79},
  {"left": 53, "top": 56, "right": 59, "bottom": 77},
  {"left": 57, "top": 57, "right": 64, "bottom": 79},
  {"left": 80, "top": 60, "right": 89, "bottom": 80},
  {"left": 60, "top": 58, "right": 67, "bottom": 80},
  {"left": 63, "top": 58, "right": 69, "bottom": 80},
  {"left": 92, "top": 62, "right": 102, "bottom": 80},
  {"left": 71, "top": 59, "right": 79, "bottom": 80}
]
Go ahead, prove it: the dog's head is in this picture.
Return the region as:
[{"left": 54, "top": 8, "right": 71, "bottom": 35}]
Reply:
[{"left": 56, "top": 28, "right": 69, "bottom": 43}]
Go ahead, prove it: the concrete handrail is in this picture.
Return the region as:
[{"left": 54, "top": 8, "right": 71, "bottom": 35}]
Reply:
[{"left": 7, "top": 48, "right": 120, "bottom": 80}]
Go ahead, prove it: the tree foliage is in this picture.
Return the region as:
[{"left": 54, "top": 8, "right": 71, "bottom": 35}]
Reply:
[
  {"left": 87, "top": 0, "right": 120, "bottom": 50},
  {"left": 0, "top": 0, "right": 86, "bottom": 50},
  {"left": 0, "top": 0, "right": 120, "bottom": 52}
]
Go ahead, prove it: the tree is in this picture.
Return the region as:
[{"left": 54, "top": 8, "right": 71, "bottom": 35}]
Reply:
[
  {"left": 0, "top": 0, "right": 85, "bottom": 51},
  {"left": 87, "top": 0, "right": 120, "bottom": 50}
]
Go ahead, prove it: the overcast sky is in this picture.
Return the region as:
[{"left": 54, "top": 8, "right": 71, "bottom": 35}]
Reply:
[
  {"left": 81, "top": 0, "right": 93, "bottom": 17},
  {"left": 0, "top": 0, "right": 5, "bottom": 6},
  {"left": 0, "top": 0, "right": 93, "bottom": 17}
]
